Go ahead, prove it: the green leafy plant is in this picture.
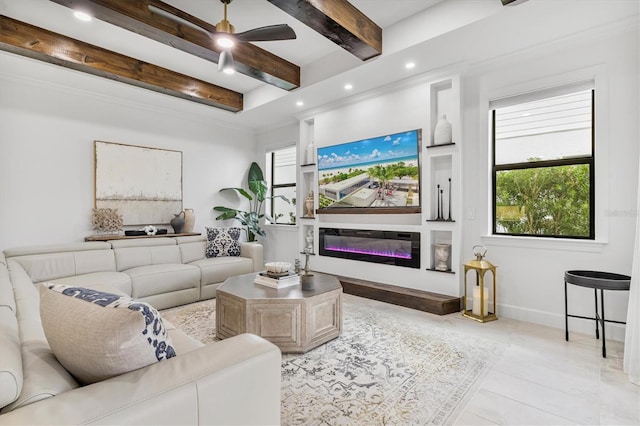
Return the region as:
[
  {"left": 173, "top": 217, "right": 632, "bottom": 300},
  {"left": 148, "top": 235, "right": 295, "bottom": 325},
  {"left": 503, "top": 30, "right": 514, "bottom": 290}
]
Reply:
[{"left": 213, "top": 162, "right": 289, "bottom": 242}]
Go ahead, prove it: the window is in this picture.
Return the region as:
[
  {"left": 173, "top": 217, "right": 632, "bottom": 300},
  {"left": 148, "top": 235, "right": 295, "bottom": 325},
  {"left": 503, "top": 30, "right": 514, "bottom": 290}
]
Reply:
[
  {"left": 266, "top": 146, "right": 297, "bottom": 225},
  {"left": 491, "top": 83, "right": 594, "bottom": 238}
]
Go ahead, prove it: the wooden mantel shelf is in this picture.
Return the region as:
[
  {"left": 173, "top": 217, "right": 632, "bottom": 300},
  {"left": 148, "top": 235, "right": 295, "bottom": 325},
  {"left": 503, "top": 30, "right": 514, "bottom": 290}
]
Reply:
[{"left": 85, "top": 232, "right": 200, "bottom": 242}]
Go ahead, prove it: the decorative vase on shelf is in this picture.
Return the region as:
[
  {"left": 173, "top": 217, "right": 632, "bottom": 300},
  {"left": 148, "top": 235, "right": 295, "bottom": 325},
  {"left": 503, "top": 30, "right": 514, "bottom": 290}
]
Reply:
[
  {"left": 433, "top": 114, "right": 452, "bottom": 145},
  {"left": 305, "top": 191, "right": 314, "bottom": 217},
  {"left": 434, "top": 243, "right": 451, "bottom": 271},
  {"left": 306, "top": 143, "right": 315, "bottom": 164},
  {"left": 170, "top": 211, "right": 185, "bottom": 234},
  {"left": 182, "top": 208, "right": 195, "bottom": 233}
]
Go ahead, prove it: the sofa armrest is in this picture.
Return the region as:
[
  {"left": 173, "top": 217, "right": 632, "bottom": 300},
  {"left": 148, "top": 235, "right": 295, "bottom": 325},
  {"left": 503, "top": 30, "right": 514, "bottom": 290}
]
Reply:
[
  {"left": 0, "top": 334, "right": 282, "bottom": 425},
  {"left": 240, "top": 242, "right": 264, "bottom": 272}
]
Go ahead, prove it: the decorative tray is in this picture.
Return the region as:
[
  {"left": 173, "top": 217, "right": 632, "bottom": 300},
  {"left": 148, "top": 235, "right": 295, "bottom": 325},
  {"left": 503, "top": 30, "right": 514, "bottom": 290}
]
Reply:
[
  {"left": 259, "top": 271, "right": 297, "bottom": 279},
  {"left": 125, "top": 229, "right": 168, "bottom": 236}
]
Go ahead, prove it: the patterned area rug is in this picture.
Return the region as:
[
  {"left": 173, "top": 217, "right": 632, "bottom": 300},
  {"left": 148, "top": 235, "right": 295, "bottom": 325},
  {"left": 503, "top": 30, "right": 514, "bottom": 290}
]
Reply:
[{"left": 161, "top": 298, "right": 502, "bottom": 425}]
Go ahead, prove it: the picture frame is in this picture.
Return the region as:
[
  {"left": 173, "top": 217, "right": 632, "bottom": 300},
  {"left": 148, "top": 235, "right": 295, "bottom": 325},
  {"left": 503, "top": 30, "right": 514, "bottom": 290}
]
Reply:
[{"left": 94, "top": 141, "right": 183, "bottom": 225}]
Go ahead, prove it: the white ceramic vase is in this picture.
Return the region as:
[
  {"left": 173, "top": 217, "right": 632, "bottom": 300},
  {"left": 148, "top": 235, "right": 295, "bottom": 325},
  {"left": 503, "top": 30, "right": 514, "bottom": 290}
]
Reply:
[
  {"left": 306, "top": 143, "right": 315, "bottom": 164},
  {"left": 433, "top": 114, "right": 452, "bottom": 145},
  {"left": 182, "top": 208, "right": 195, "bottom": 233}
]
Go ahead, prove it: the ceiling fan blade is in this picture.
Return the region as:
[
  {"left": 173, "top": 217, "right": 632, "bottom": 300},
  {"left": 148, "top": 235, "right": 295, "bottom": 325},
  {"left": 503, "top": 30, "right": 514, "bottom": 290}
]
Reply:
[
  {"left": 218, "top": 49, "right": 235, "bottom": 73},
  {"left": 235, "top": 24, "right": 296, "bottom": 42}
]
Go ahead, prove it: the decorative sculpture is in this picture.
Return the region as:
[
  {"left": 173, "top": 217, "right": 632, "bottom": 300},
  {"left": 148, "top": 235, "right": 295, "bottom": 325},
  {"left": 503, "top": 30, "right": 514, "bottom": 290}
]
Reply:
[
  {"left": 305, "top": 228, "right": 314, "bottom": 253},
  {"left": 447, "top": 178, "right": 453, "bottom": 221},
  {"left": 305, "top": 191, "right": 314, "bottom": 217},
  {"left": 436, "top": 184, "right": 442, "bottom": 220},
  {"left": 434, "top": 243, "right": 451, "bottom": 271}
]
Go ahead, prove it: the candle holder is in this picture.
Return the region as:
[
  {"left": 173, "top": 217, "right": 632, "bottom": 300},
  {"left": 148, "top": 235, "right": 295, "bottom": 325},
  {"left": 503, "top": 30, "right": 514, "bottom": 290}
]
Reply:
[{"left": 463, "top": 245, "right": 498, "bottom": 323}]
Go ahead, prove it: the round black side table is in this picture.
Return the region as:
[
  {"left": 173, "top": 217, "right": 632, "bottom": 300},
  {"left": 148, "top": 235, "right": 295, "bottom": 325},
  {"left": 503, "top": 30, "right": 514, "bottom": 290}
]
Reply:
[{"left": 564, "top": 270, "right": 631, "bottom": 358}]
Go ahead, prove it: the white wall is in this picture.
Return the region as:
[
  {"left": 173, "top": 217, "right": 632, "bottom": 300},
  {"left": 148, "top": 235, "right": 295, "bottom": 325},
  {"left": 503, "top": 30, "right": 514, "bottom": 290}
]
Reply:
[
  {"left": 462, "top": 26, "right": 639, "bottom": 340},
  {"left": 0, "top": 53, "right": 256, "bottom": 250}
]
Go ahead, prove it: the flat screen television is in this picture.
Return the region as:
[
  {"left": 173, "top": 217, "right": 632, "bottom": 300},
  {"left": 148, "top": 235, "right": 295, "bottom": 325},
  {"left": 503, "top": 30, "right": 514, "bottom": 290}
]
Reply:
[{"left": 316, "top": 129, "right": 421, "bottom": 213}]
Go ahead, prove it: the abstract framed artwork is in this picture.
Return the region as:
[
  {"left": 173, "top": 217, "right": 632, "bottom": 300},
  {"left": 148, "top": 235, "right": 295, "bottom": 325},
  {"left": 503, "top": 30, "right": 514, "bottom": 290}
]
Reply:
[{"left": 94, "top": 141, "right": 182, "bottom": 225}]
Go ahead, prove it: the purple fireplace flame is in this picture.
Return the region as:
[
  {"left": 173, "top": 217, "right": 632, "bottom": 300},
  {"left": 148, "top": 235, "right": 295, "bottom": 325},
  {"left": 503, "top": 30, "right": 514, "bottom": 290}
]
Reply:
[
  {"left": 324, "top": 246, "right": 412, "bottom": 259},
  {"left": 319, "top": 228, "right": 420, "bottom": 268}
]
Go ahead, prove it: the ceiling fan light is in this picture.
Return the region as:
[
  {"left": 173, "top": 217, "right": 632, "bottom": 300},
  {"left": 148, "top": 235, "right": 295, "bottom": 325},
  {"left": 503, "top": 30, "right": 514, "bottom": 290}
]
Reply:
[
  {"left": 216, "top": 36, "right": 235, "bottom": 49},
  {"left": 218, "top": 50, "right": 235, "bottom": 74}
]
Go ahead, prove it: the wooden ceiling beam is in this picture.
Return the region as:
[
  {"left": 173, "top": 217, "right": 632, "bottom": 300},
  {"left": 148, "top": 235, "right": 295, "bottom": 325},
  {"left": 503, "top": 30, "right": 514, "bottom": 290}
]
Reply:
[
  {"left": 267, "top": 0, "right": 382, "bottom": 61},
  {"left": 0, "top": 15, "right": 243, "bottom": 112},
  {"left": 49, "top": 0, "right": 300, "bottom": 90}
]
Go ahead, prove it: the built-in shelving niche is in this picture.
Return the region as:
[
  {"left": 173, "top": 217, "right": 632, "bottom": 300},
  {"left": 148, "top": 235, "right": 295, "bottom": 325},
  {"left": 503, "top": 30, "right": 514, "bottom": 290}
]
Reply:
[{"left": 297, "top": 73, "right": 463, "bottom": 297}]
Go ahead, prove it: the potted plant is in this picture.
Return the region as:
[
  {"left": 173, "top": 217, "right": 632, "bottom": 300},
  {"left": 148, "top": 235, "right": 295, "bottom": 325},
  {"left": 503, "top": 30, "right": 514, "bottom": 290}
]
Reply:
[{"left": 213, "top": 162, "right": 289, "bottom": 242}]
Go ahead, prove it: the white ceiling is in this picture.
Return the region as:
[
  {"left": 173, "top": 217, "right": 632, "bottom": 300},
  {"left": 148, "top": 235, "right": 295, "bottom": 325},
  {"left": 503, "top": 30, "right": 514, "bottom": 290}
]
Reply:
[{"left": 0, "top": 0, "right": 510, "bottom": 129}]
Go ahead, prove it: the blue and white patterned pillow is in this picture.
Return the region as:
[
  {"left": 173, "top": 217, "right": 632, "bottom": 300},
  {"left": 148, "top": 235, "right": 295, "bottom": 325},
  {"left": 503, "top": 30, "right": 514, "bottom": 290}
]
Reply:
[
  {"left": 205, "top": 227, "right": 241, "bottom": 258},
  {"left": 40, "top": 283, "right": 176, "bottom": 385}
]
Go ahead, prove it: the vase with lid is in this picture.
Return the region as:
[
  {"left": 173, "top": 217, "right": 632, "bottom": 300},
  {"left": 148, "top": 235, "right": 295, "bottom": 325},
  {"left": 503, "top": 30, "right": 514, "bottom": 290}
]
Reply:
[{"left": 433, "top": 114, "right": 452, "bottom": 145}]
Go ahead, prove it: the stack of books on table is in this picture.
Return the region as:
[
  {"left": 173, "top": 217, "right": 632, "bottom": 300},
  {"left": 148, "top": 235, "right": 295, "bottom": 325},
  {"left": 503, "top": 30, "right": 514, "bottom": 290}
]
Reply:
[{"left": 254, "top": 271, "right": 300, "bottom": 289}]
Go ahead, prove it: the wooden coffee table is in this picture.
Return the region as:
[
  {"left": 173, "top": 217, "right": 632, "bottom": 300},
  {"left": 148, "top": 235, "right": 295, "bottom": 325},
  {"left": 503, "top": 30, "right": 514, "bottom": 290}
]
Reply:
[{"left": 216, "top": 272, "right": 343, "bottom": 353}]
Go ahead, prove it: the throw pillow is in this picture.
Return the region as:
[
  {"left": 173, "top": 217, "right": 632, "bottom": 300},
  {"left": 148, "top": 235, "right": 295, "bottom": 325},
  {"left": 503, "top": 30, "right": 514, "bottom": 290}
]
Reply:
[
  {"left": 205, "top": 227, "right": 241, "bottom": 258},
  {"left": 39, "top": 283, "right": 176, "bottom": 385}
]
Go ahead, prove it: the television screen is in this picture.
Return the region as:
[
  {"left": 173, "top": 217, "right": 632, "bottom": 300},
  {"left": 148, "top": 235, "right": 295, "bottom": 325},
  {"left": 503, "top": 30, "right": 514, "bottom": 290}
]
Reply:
[{"left": 317, "top": 129, "right": 421, "bottom": 211}]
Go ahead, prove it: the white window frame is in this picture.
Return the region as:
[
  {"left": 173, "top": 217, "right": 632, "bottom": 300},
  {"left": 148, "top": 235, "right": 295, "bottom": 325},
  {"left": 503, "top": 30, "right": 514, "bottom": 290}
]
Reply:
[
  {"left": 479, "top": 65, "right": 609, "bottom": 252},
  {"left": 265, "top": 145, "right": 297, "bottom": 226},
  {"left": 490, "top": 82, "right": 595, "bottom": 239}
]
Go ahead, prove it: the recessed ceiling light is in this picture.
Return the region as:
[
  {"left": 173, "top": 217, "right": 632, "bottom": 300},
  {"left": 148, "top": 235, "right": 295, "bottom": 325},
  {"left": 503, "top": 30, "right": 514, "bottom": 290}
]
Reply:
[
  {"left": 73, "top": 11, "right": 92, "bottom": 22},
  {"left": 222, "top": 67, "right": 235, "bottom": 75},
  {"left": 405, "top": 62, "right": 416, "bottom": 69},
  {"left": 344, "top": 84, "right": 353, "bottom": 90},
  {"left": 296, "top": 101, "right": 304, "bottom": 107}
]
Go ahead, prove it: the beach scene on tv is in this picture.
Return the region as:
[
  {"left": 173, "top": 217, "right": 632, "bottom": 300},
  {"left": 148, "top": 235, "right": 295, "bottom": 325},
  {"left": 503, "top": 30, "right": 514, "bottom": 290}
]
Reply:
[{"left": 317, "top": 129, "right": 421, "bottom": 209}]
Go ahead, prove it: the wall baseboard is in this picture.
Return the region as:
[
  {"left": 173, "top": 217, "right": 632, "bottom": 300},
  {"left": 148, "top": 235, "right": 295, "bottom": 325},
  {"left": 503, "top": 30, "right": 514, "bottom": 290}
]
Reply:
[{"left": 498, "top": 302, "right": 627, "bottom": 342}]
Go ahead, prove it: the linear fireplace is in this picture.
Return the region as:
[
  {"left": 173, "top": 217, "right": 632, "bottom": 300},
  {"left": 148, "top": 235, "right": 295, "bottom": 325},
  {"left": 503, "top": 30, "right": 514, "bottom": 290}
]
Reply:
[{"left": 319, "top": 228, "right": 420, "bottom": 269}]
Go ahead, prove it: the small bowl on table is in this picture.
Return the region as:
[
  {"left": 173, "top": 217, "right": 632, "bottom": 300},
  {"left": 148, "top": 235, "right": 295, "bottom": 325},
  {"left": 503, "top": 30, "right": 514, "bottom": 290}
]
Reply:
[{"left": 264, "top": 262, "right": 292, "bottom": 277}]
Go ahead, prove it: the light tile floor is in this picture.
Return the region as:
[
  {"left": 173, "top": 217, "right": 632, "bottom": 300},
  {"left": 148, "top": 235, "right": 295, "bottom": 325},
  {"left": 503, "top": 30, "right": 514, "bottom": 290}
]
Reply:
[{"left": 344, "top": 294, "right": 640, "bottom": 425}]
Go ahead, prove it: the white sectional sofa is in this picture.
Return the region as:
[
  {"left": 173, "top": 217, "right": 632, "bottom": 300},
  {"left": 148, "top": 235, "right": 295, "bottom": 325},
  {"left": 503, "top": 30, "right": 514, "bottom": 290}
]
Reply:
[{"left": 0, "top": 236, "right": 282, "bottom": 425}]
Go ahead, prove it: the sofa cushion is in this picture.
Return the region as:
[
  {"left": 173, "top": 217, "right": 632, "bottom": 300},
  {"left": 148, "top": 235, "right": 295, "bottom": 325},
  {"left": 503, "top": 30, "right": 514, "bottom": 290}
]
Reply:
[
  {"left": 205, "top": 227, "right": 241, "bottom": 258},
  {"left": 39, "top": 284, "right": 176, "bottom": 385},
  {"left": 110, "top": 238, "right": 181, "bottom": 271},
  {"left": 191, "top": 256, "right": 254, "bottom": 287},
  {"left": 163, "top": 320, "right": 205, "bottom": 354},
  {"left": 125, "top": 264, "right": 200, "bottom": 299},
  {"left": 176, "top": 236, "right": 207, "bottom": 264},
  {"left": 3, "top": 266, "right": 79, "bottom": 413},
  {"left": 0, "top": 307, "right": 21, "bottom": 410},
  {"left": 0, "top": 260, "right": 22, "bottom": 410},
  {"left": 49, "top": 271, "right": 132, "bottom": 296},
  {"left": 10, "top": 248, "right": 116, "bottom": 283}
]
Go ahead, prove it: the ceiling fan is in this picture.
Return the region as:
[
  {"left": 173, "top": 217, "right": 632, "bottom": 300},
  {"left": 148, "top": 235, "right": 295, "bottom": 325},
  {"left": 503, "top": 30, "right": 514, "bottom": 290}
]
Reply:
[{"left": 149, "top": 0, "right": 296, "bottom": 74}]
